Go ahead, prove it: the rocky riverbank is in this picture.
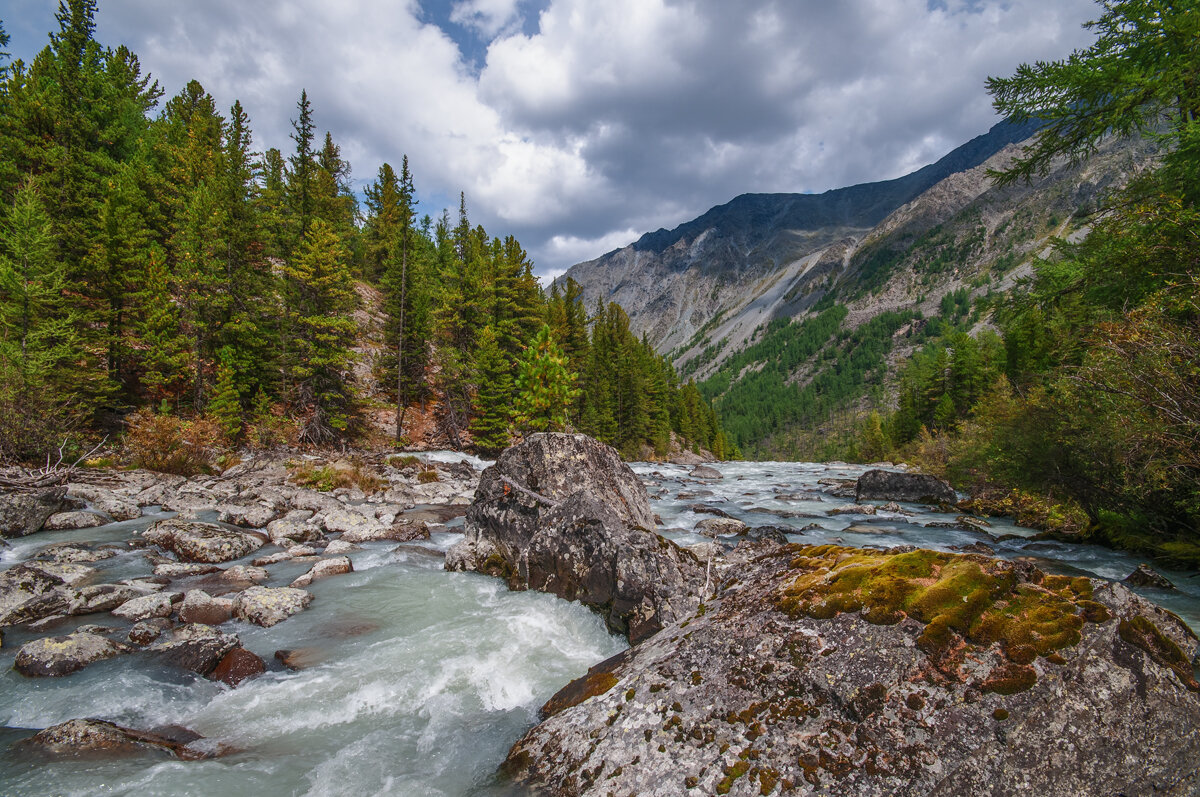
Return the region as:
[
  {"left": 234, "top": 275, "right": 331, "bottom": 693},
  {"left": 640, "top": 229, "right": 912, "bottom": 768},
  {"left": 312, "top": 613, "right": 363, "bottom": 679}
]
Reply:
[
  {"left": 0, "top": 452, "right": 480, "bottom": 758},
  {"left": 449, "top": 434, "right": 1200, "bottom": 796}
]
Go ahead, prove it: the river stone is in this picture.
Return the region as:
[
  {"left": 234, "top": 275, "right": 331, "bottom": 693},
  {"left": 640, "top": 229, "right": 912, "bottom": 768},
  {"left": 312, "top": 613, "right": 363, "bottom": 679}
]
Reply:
[
  {"left": 265, "top": 518, "right": 322, "bottom": 546},
  {"left": 216, "top": 502, "right": 278, "bottom": 529},
  {"left": 221, "top": 565, "right": 269, "bottom": 583},
  {"left": 42, "top": 510, "right": 109, "bottom": 530},
  {"left": 689, "top": 465, "right": 723, "bottom": 480},
  {"left": 127, "top": 618, "right": 172, "bottom": 646},
  {"left": 37, "top": 543, "right": 117, "bottom": 564},
  {"left": 694, "top": 517, "right": 748, "bottom": 536},
  {"left": 321, "top": 509, "right": 385, "bottom": 540},
  {"left": 856, "top": 468, "right": 957, "bottom": 504},
  {"left": 829, "top": 503, "right": 878, "bottom": 516},
  {"left": 14, "top": 632, "right": 130, "bottom": 677},
  {"left": 505, "top": 542, "right": 1200, "bottom": 796},
  {"left": 322, "top": 539, "right": 359, "bottom": 555},
  {"left": 24, "top": 560, "right": 95, "bottom": 585},
  {"left": 65, "top": 483, "right": 142, "bottom": 521},
  {"left": 149, "top": 623, "right": 240, "bottom": 675},
  {"left": 142, "top": 519, "right": 264, "bottom": 563},
  {"left": 153, "top": 562, "right": 223, "bottom": 579},
  {"left": 22, "top": 718, "right": 213, "bottom": 760},
  {"left": 111, "top": 591, "right": 181, "bottom": 621},
  {"left": 0, "top": 562, "right": 81, "bottom": 626},
  {"left": 74, "top": 584, "right": 146, "bottom": 614},
  {"left": 1124, "top": 563, "right": 1176, "bottom": 590},
  {"left": 177, "top": 590, "right": 233, "bottom": 625},
  {"left": 209, "top": 646, "right": 266, "bottom": 687},
  {"left": 233, "top": 586, "right": 313, "bottom": 627},
  {"left": 290, "top": 556, "right": 353, "bottom": 588},
  {"left": 0, "top": 486, "right": 69, "bottom": 537}
]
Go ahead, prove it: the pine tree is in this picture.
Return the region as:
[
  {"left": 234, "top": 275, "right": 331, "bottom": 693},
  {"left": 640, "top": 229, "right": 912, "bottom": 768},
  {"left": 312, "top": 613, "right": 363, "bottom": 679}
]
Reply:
[
  {"left": 207, "top": 348, "right": 242, "bottom": 443},
  {"left": 287, "top": 89, "right": 316, "bottom": 244},
  {"left": 280, "top": 218, "right": 358, "bottom": 443},
  {"left": 469, "top": 326, "right": 512, "bottom": 455},
  {"left": 513, "top": 324, "right": 579, "bottom": 433}
]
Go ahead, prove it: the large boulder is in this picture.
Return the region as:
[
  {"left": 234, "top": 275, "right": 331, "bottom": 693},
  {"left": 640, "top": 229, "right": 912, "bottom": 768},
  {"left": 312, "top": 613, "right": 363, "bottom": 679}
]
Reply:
[
  {"left": 14, "top": 631, "right": 131, "bottom": 677},
  {"left": 856, "top": 469, "right": 957, "bottom": 504},
  {"left": 446, "top": 433, "right": 701, "bottom": 643},
  {"left": 141, "top": 519, "right": 264, "bottom": 563},
  {"left": 290, "top": 556, "right": 353, "bottom": 588},
  {"left": 232, "top": 585, "right": 313, "bottom": 627},
  {"left": 177, "top": 590, "right": 233, "bottom": 625},
  {"left": 0, "top": 563, "right": 81, "bottom": 626},
  {"left": 505, "top": 543, "right": 1200, "bottom": 796},
  {"left": 22, "top": 718, "right": 213, "bottom": 760},
  {"left": 0, "top": 487, "right": 69, "bottom": 537},
  {"left": 149, "top": 623, "right": 240, "bottom": 675},
  {"left": 65, "top": 483, "right": 142, "bottom": 521},
  {"left": 111, "top": 591, "right": 181, "bottom": 621}
]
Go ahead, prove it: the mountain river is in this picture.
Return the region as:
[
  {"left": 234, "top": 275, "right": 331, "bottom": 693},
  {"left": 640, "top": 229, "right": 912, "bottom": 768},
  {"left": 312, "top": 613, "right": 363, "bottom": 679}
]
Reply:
[{"left": 1, "top": 458, "right": 1196, "bottom": 795}]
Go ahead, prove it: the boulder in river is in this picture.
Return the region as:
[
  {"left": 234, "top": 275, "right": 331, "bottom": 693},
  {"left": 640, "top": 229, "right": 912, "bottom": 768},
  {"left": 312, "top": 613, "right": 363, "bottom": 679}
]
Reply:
[
  {"left": 506, "top": 542, "right": 1200, "bottom": 796},
  {"left": 290, "top": 556, "right": 353, "bottom": 588},
  {"left": 14, "top": 631, "right": 131, "bottom": 677},
  {"left": 177, "top": 590, "right": 233, "bottom": 625},
  {"left": 0, "top": 487, "right": 69, "bottom": 537},
  {"left": 65, "top": 483, "right": 142, "bottom": 521},
  {"left": 856, "top": 468, "right": 957, "bottom": 504},
  {"left": 232, "top": 585, "right": 313, "bottom": 627},
  {"left": 22, "top": 718, "right": 213, "bottom": 760},
  {"left": 694, "top": 517, "right": 748, "bottom": 536},
  {"left": 1124, "top": 563, "right": 1176, "bottom": 590},
  {"left": 0, "top": 563, "right": 81, "bottom": 626},
  {"left": 111, "top": 591, "right": 181, "bottom": 621},
  {"left": 149, "top": 623, "right": 240, "bottom": 675},
  {"left": 446, "top": 433, "right": 702, "bottom": 643},
  {"left": 209, "top": 646, "right": 266, "bottom": 687},
  {"left": 689, "top": 465, "right": 723, "bottom": 480},
  {"left": 141, "top": 519, "right": 264, "bottom": 563},
  {"left": 42, "top": 511, "right": 108, "bottom": 530}
]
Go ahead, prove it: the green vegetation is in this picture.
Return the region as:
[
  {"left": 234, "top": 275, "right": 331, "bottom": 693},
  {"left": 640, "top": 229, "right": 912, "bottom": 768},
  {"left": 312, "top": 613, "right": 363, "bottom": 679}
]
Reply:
[
  {"left": 847, "top": 0, "right": 1200, "bottom": 567},
  {"left": 0, "top": 1, "right": 731, "bottom": 464}
]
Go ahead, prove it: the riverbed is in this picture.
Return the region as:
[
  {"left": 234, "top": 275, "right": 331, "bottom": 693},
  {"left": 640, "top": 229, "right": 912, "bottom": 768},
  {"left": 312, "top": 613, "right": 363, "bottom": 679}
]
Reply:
[{"left": 1, "top": 459, "right": 1195, "bottom": 796}]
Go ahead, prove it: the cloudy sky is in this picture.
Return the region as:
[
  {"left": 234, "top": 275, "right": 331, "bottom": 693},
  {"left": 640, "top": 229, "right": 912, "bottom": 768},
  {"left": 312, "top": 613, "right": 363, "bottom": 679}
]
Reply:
[{"left": 5, "top": 0, "right": 1099, "bottom": 281}]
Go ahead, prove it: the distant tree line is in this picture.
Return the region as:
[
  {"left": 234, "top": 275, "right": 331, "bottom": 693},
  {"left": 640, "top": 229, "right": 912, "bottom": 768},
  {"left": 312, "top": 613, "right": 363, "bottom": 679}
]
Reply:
[{"left": 0, "top": 0, "right": 731, "bottom": 462}]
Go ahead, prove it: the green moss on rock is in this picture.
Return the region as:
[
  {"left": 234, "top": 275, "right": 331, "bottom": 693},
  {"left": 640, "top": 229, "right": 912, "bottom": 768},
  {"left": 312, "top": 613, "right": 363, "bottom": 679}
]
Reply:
[{"left": 1118, "top": 615, "right": 1200, "bottom": 692}]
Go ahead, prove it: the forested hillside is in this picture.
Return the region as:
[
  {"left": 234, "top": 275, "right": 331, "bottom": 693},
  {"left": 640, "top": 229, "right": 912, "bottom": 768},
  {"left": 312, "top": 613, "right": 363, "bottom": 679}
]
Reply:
[{"left": 0, "top": 1, "right": 732, "bottom": 465}]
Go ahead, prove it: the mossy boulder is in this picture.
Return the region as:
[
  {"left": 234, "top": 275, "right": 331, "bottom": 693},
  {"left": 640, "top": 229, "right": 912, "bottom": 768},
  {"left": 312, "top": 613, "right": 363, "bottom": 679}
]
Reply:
[{"left": 506, "top": 542, "right": 1200, "bottom": 796}]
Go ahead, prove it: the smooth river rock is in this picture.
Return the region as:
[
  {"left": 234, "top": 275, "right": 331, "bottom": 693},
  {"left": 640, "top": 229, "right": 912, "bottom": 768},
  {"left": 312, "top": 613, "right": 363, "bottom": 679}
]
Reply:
[
  {"left": 0, "top": 487, "right": 69, "bottom": 537},
  {"left": 505, "top": 542, "right": 1200, "bottom": 796},
  {"left": 232, "top": 585, "right": 313, "bottom": 627}
]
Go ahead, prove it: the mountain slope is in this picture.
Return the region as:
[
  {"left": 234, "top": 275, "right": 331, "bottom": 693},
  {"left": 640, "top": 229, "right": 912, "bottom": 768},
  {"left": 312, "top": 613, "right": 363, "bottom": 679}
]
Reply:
[{"left": 562, "top": 122, "right": 1157, "bottom": 457}]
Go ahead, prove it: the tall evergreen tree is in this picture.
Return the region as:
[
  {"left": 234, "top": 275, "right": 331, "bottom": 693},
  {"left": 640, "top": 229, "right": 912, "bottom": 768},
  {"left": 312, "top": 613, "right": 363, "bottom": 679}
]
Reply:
[
  {"left": 469, "top": 325, "right": 512, "bottom": 455},
  {"left": 513, "top": 324, "right": 578, "bottom": 434}
]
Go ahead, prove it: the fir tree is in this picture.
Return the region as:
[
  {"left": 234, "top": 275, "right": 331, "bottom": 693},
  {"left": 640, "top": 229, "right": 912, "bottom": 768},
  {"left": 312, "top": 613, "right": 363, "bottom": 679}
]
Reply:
[
  {"left": 469, "top": 326, "right": 512, "bottom": 455},
  {"left": 207, "top": 348, "right": 242, "bottom": 443},
  {"left": 513, "top": 324, "right": 579, "bottom": 434}
]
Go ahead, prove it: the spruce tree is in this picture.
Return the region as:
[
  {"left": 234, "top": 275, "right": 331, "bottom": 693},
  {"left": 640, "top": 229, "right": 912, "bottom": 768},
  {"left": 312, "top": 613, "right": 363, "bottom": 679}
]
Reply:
[
  {"left": 513, "top": 324, "right": 578, "bottom": 433},
  {"left": 469, "top": 326, "right": 512, "bottom": 455},
  {"left": 207, "top": 348, "right": 242, "bottom": 443}
]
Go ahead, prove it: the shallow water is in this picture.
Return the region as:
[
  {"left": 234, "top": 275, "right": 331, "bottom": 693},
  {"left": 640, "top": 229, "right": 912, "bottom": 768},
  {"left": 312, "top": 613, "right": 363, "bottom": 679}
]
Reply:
[{"left": 1, "top": 460, "right": 1197, "bottom": 796}]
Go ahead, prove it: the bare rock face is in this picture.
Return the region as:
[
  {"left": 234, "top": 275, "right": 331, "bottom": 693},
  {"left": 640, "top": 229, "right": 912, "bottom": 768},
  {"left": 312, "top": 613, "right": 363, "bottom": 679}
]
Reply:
[
  {"left": 0, "top": 487, "right": 69, "bottom": 537},
  {"left": 856, "top": 469, "right": 957, "bottom": 505},
  {"left": 505, "top": 543, "right": 1200, "bottom": 796},
  {"left": 232, "top": 585, "right": 313, "bottom": 627},
  {"left": 141, "top": 519, "right": 264, "bottom": 563},
  {"left": 23, "top": 718, "right": 213, "bottom": 760},
  {"left": 14, "top": 632, "right": 131, "bottom": 677},
  {"left": 446, "top": 433, "right": 701, "bottom": 643}
]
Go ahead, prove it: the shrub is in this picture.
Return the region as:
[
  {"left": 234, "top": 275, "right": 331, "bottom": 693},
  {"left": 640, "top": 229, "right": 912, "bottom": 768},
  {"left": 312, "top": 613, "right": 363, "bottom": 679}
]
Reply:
[
  {"left": 289, "top": 459, "right": 384, "bottom": 494},
  {"left": 417, "top": 469, "right": 440, "bottom": 484},
  {"left": 125, "top": 409, "right": 221, "bottom": 476}
]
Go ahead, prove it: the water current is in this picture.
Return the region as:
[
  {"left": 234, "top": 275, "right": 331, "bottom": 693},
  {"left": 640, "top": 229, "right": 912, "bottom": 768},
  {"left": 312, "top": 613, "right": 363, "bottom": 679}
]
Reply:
[{"left": 1, "top": 459, "right": 1196, "bottom": 795}]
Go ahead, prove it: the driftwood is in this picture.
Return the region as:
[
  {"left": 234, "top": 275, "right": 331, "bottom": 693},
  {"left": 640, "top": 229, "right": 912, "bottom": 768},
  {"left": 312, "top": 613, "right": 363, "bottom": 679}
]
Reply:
[{"left": 0, "top": 437, "right": 108, "bottom": 491}]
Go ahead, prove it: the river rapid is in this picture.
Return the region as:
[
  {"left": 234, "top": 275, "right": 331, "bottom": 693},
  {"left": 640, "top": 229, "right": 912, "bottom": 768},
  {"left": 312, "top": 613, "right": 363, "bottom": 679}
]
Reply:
[{"left": 1, "top": 458, "right": 1196, "bottom": 796}]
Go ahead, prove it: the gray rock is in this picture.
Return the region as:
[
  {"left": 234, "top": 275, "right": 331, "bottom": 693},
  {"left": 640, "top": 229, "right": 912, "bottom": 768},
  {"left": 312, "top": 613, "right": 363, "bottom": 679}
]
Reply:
[
  {"left": 66, "top": 483, "right": 142, "bottom": 521},
  {"left": 111, "top": 591, "right": 181, "bottom": 621},
  {"left": 36, "top": 543, "right": 117, "bottom": 563},
  {"left": 447, "top": 434, "right": 699, "bottom": 643},
  {"left": 141, "top": 519, "right": 264, "bottom": 563},
  {"left": 856, "top": 468, "right": 957, "bottom": 504},
  {"left": 694, "top": 517, "right": 748, "bottom": 536},
  {"left": 290, "top": 556, "right": 353, "bottom": 588},
  {"left": 127, "top": 618, "right": 172, "bottom": 646},
  {"left": 22, "top": 718, "right": 214, "bottom": 760},
  {"left": 0, "top": 486, "right": 68, "bottom": 537},
  {"left": 177, "top": 590, "right": 233, "bottom": 625},
  {"left": 1124, "top": 563, "right": 1176, "bottom": 591},
  {"left": 322, "top": 539, "right": 359, "bottom": 555},
  {"left": 42, "top": 510, "right": 109, "bottom": 530},
  {"left": 216, "top": 502, "right": 278, "bottom": 529},
  {"left": 265, "top": 518, "right": 322, "bottom": 546},
  {"left": 689, "top": 465, "right": 723, "bottom": 480},
  {"left": 828, "top": 503, "right": 878, "bottom": 516},
  {"left": 232, "top": 586, "right": 313, "bottom": 627},
  {"left": 0, "top": 563, "right": 81, "bottom": 626},
  {"left": 251, "top": 551, "right": 294, "bottom": 566},
  {"left": 14, "top": 632, "right": 130, "bottom": 676},
  {"left": 153, "top": 562, "right": 223, "bottom": 578},
  {"left": 505, "top": 544, "right": 1200, "bottom": 796},
  {"left": 149, "top": 623, "right": 240, "bottom": 675},
  {"left": 74, "top": 584, "right": 146, "bottom": 614},
  {"left": 320, "top": 509, "right": 384, "bottom": 539}
]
